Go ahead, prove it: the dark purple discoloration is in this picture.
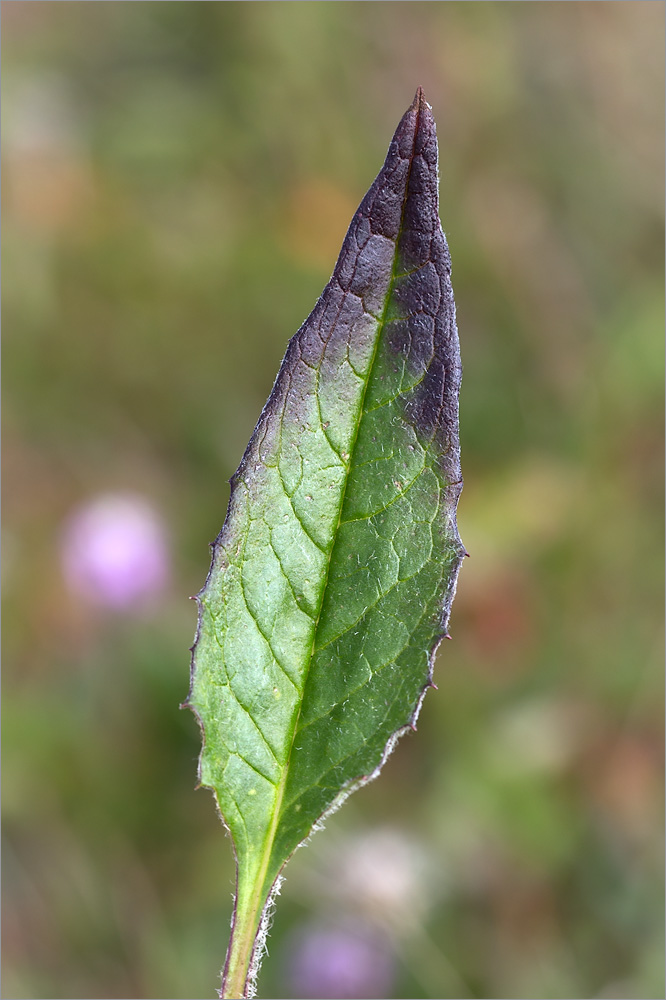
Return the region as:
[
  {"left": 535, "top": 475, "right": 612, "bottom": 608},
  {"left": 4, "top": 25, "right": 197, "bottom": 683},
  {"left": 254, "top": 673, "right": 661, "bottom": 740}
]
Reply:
[
  {"left": 387, "top": 97, "right": 461, "bottom": 484},
  {"left": 386, "top": 313, "right": 435, "bottom": 374},
  {"left": 231, "top": 87, "right": 460, "bottom": 493}
]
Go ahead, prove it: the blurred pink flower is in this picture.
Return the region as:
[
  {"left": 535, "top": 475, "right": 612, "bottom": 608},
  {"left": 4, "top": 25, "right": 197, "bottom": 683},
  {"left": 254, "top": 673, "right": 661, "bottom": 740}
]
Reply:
[
  {"left": 335, "top": 827, "right": 433, "bottom": 927},
  {"left": 286, "top": 921, "right": 395, "bottom": 1000},
  {"left": 60, "top": 493, "right": 169, "bottom": 610}
]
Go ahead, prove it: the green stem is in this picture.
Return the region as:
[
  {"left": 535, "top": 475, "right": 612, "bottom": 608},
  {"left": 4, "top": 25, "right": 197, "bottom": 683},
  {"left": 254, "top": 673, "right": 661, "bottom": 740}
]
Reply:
[
  {"left": 221, "top": 874, "right": 263, "bottom": 999},
  {"left": 221, "top": 771, "right": 288, "bottom": 997}
]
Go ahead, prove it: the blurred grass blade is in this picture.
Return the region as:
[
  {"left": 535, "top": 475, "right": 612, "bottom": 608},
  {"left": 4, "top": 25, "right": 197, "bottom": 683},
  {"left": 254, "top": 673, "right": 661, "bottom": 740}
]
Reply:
[{"left": 185, "top": 88, "right": 465, "bottom": 999}]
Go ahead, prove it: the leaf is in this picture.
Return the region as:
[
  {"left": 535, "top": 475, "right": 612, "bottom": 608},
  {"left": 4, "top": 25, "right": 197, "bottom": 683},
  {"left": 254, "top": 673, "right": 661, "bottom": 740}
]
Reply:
[{"left": 185, "top": 88, "right": 465, "bottom": 999}]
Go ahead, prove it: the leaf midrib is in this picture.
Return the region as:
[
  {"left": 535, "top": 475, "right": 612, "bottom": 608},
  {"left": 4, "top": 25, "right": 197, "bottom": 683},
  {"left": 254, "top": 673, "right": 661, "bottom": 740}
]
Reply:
[{"left": 241, "top": 101, "right": 425, "bottom": 921}]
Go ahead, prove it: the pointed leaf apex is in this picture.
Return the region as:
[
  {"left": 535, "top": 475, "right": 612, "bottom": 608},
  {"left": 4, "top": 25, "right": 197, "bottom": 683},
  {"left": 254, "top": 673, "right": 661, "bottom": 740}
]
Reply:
[{"left": 413, "top": 86, "right": 426, "bottom": 109}]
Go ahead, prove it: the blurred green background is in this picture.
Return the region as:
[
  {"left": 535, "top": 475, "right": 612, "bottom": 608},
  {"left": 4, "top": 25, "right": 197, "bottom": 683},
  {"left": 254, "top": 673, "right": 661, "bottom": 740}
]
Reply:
[{"left": 2, "top": 3, "right": 664, "bottom": 998}]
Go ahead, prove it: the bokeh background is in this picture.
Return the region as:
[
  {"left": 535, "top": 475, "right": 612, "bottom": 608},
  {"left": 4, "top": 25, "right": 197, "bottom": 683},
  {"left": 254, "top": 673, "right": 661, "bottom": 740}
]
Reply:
[{"left": 2, "top": 3, "right": 664, "bottom": 999}]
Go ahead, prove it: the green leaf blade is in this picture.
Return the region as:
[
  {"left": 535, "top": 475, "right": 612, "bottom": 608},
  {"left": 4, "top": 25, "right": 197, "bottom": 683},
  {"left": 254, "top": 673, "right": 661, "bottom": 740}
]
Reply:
[{"left": 187, "top": 88, "right": 464, "bottom": 998}]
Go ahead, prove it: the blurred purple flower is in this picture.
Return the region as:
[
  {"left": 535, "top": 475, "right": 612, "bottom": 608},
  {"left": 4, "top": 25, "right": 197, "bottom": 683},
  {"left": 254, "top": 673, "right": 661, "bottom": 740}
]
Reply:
[
  {"left": 61, "top": 492, "right": 169, "bottom": 610},
  {"left": 286, "top": 921, "right": 395, "bottom": 1000}
]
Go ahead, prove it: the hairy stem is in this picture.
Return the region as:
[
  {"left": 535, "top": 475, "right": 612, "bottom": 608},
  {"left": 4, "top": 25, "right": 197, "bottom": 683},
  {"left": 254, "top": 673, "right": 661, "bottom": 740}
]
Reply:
[{"left": 221, "top": 883, "right": 260, "bottom": 999}]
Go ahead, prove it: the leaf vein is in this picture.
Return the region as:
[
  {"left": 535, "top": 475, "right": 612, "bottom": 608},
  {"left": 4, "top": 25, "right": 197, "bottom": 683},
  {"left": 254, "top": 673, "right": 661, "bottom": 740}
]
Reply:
[{"left": 313, "top": 561, "right": 434, "bottom": 654}]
